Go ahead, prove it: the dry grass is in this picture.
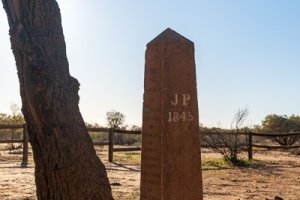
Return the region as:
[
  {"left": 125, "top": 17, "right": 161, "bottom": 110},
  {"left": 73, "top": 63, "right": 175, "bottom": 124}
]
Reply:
[{"left": 0, "top": 145, "right": 300, "bottom": 199}]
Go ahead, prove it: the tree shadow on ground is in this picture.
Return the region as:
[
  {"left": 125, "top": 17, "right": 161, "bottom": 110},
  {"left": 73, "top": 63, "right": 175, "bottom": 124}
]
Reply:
[{"left": 106, "top": 163, "right": 140, "bottom": 172}]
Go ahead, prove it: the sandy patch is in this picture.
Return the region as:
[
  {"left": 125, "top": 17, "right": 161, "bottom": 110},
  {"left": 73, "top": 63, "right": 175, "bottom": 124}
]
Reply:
[{"left": 0, "top": 146, "right": 299, "bottom": 200}]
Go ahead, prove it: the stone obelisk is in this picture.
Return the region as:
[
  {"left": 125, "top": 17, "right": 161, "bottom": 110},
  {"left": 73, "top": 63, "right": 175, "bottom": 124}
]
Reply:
[{"left": 140, "top": 28, "right": 203, "bottom": 200}]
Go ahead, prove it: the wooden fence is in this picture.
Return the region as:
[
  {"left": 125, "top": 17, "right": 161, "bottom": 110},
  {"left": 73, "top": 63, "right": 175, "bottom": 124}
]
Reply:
[
  {"left": 0, "top": 124, "right": 141, "bottom": 166},
  {"left": 201, "top": 130, "right": 300, "bottom": 160},
  {"left": 247, "top": 132, "right": 300, "bottom": 160},
  {"left": 0, "top": 124, "right": 28, "bottom": 167},
  {"left": 87, "top": 127, "right": 142, "bottom": 162},
  {"left": 1, "top": 124, "right": 299, "bottom": 166}
]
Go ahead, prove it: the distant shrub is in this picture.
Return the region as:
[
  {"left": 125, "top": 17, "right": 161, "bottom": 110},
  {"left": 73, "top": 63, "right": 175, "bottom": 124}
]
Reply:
[
  {"left": 202, "top": 130, "right": 247, "bottom": 164},
  {"left": 113, "top": 133, "right": 141, "bottom": 146},
  {"left": 89, "top": 132, "right": 108, "bottom": 142},
  {"left": 260, "top": 114, "right": 300, "bottom": 146},
  {"left": 201, "top": 108, "right": 249, "bottom": 165}
]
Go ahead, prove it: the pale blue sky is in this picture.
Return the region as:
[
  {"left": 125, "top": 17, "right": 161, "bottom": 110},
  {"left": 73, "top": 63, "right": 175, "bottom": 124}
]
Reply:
[{"left": 0, "top": 1, "right": 299, "bottom": 128}]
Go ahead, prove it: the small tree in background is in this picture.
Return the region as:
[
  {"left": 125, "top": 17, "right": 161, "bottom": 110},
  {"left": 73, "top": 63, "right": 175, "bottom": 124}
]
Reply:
[
  {"left": 203, "top": 108, "right": 249, "bottom": 164},
  {"left": 106, "top": 110, "right": 125, "bottom": 144},
  {"left": 230, "top": 107, "right": 249, "bottom": 162},
  {"left": 260, "top": 114, "right": 300, "bottom": 146},
  {"left": 106, "top": 110, "right": 125, "bottom": 129}
]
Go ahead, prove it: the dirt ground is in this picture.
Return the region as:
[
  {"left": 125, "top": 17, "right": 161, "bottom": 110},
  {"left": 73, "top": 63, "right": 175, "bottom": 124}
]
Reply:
[{"left": 0, "top": 146, "right": 299, "bottom": 200}]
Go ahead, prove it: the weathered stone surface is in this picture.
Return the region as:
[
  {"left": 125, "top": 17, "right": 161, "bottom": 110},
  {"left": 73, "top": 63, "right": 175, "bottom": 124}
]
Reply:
[{"left": 140, "top": 28, "right": 203, "bottom": 200}]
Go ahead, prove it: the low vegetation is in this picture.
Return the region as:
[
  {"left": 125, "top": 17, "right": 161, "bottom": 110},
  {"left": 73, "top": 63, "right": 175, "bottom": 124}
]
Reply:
[
  {"left": 1, "top": 106, "right": 299, "bottom": 166},
  {"left": 257, "top": 114, "right": 300, "bottom": 146},
  {"left": 202, "top": 110, "right": 300, "bottom": 165},
  {"left": 114, "top": 152, "right": 141, "bottom": 165}
]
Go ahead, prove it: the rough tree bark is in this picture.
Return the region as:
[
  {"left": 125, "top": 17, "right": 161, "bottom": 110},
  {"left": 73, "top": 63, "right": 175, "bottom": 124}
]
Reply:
[{"left": 2, "top": 0, "right": 114, "bottom": 199}]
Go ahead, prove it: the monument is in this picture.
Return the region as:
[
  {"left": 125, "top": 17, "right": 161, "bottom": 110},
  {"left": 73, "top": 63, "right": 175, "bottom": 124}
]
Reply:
[{"left": 140, "top": 28, "right": 203, "bottom": 200}]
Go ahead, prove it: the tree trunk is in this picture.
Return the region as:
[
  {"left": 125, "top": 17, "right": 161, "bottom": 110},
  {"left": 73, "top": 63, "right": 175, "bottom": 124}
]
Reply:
[{"left": 1, "top": 1, "right": 114, "bottom": 199}]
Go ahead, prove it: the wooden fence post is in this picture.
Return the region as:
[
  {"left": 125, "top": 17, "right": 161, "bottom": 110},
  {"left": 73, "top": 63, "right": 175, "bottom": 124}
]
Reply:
[
  {"left": 21, "top": 124, "right": 28, "bottom": 168},
  {"left": 108, "top": 128, "right": 114, "bottom": 162},
  {"left": 248, "top": 132, "right": 253, "bottom": 161}
]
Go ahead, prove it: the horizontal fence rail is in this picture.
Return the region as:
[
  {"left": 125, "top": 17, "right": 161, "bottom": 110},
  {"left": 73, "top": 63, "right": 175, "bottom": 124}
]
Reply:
[
  {"left": 201, "top": 131, "right": 300, "bottom": 160},
  {"left": 201, "top": 130, "right": 247, "bottom": 136},
  {"left": 0, "top": 139, "right": 24, "bottom": 143},
  {"left": 0, "top": 124, "right": 28, "bottom": 167},
  {"left": 247, "top": 132, "right": 300, "bottom": 160},
  {"left": 0, "top": 124, "right": 24, "bottom": 129},
  {"left": 0, "top": 125, "right": 142, "bottom": 165},
  {"left": 251, "top": 132, "right": 300, "bottom": 137},
  {"left": 252, "top": 144, "right": 300, "bottom": 149},
  {"left": 86, "top": 127, "right": 110, "bottom": 132},
  {"left": 114, "top": 129, "right": 142, "bottom": 135},
  {"left": 113, "top": 147, "right": 142, "bottom": 152},
  {"left": 87, "top": 127, "right": 142, "bottom": 162},
  {"left": 1, "top": 124, "right": 299, "bottom": 164}
]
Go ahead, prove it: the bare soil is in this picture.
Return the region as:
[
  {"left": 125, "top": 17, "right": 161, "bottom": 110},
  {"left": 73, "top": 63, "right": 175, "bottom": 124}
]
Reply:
[{"left": 0, "top": 145, "right": 299, "bottom": 200}]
